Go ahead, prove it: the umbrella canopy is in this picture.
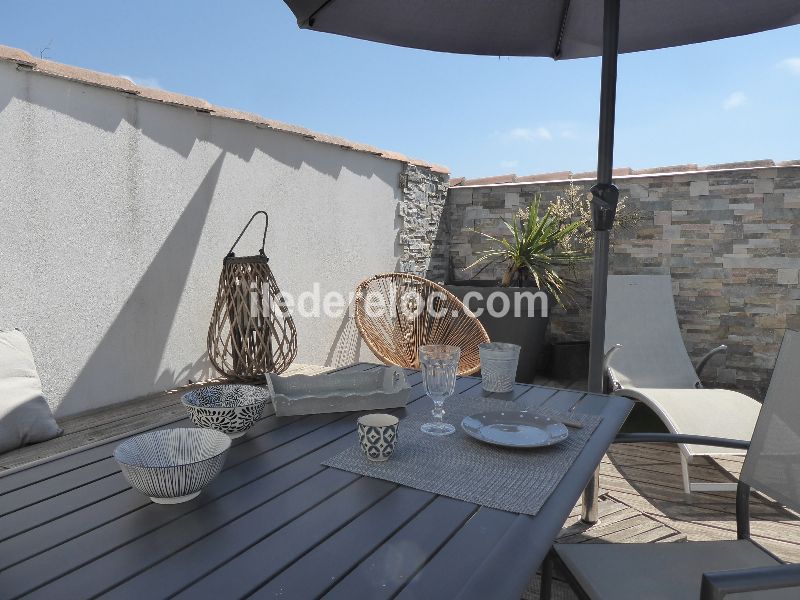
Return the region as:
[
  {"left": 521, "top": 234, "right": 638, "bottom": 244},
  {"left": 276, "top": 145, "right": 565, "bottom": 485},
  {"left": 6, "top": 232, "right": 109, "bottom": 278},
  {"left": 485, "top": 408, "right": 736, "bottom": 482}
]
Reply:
[
  {"left": 282, "top": 0, "right": 800, "bottom": 522},
  {"left": 285, "top": 0, "right": 800, "bottom": 59}
]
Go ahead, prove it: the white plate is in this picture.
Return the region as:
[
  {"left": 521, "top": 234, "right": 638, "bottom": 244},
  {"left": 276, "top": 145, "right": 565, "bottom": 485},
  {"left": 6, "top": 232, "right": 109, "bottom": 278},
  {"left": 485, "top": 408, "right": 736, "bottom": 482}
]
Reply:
[{"left": 461, "top": 411, "right": 569, "bottom": 448}]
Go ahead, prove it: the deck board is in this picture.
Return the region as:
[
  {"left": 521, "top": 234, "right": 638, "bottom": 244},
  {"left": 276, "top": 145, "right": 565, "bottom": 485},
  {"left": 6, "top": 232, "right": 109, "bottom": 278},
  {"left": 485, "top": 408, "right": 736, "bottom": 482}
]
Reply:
[{"left": 0, "top": 363, "right": 332, "bottom": 471}]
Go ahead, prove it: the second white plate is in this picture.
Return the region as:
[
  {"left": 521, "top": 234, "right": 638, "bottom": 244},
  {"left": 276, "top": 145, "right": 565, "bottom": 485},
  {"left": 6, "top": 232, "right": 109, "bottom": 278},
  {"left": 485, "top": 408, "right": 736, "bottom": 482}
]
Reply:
[{"left": 461, "top": 411, "right": 569, "bottom": 448}]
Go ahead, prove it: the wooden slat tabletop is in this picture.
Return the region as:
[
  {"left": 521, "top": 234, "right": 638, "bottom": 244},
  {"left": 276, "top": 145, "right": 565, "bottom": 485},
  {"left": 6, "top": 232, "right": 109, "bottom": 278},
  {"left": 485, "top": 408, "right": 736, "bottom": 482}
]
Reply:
[{"left": 0, "top": 363, "right": 632, "bottom": 600}]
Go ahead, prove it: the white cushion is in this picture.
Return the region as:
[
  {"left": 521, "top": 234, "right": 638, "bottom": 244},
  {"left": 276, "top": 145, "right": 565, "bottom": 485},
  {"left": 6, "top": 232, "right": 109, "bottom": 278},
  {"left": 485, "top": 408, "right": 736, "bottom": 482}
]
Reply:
[{"left": 0, "top": 329, "right": 62, "bottom": 454}]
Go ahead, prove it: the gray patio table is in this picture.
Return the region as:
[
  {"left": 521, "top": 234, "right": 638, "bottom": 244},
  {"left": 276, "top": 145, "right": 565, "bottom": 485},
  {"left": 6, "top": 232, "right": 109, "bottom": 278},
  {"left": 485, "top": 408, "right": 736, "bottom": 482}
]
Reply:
[{"left": 0, "top": 363, "right": 632, "bottom": 599}]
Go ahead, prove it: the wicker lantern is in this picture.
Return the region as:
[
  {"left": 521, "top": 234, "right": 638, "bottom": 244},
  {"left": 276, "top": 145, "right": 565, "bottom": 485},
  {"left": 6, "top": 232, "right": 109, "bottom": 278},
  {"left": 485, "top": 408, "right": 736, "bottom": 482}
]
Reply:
[{"left": 207, "top": 211, "right": 297, "bottom": 381}]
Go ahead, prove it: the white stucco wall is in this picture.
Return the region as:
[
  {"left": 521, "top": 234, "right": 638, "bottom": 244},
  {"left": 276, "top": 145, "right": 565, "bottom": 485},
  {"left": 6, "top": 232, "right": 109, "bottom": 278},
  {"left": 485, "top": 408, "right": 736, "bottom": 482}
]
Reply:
[{"left": 0, "top": 61, "right": 405, "bottom": 416}]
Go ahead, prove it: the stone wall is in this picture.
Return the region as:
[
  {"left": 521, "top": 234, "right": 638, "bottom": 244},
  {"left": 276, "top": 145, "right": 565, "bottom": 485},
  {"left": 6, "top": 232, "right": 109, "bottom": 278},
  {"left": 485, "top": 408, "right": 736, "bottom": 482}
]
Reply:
[
  {"left": 446, "top": 161, "right": 800, "bottom": 399},
  {"left": 398, "top": 163, "right": 450, "bottom": 279}
]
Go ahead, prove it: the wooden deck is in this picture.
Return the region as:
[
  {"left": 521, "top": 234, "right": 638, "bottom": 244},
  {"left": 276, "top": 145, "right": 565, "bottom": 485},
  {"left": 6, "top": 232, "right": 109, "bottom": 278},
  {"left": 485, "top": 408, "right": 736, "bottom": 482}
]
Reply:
[
  {"left": 0, "top": 363, "right": 331, "bottom": 472},
  {"left": 533, "top": 375, "right": 799, "bottom": 560},
  {"left": 523, "top": 440, "right": 800, "bottom": 599},
  {"left": 1, "top": 368, "right": 797, "bottom": 600},
  {"left": 526, "top": 377, "right": 800, "bottom": 598}
]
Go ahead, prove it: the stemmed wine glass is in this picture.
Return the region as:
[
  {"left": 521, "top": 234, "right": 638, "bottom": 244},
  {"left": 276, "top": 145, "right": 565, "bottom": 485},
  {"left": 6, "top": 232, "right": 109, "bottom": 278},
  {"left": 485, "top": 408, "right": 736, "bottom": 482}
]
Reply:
[{"left": 419, "top": 345, "right": 461, "bottom": 436}]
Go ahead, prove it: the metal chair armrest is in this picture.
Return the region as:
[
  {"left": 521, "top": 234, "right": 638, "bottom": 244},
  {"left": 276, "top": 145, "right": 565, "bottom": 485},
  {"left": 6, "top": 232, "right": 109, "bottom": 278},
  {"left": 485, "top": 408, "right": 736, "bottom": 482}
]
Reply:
[
  {"left": 695, "top": 344, "right": 727, "bottom": 376},
  {"left": 700, "top": 563, "right": 800, "bottom": 600},
  {"left": 614, "top": 432, "right": 750, "bottom": 450}
]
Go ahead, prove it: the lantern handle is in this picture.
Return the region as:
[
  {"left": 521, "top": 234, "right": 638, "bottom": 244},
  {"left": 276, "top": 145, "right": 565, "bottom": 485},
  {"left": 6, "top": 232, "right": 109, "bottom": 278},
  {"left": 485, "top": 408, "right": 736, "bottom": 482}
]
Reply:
[{"left": 227, "top": 211, "right": 269, "bottom": 257}]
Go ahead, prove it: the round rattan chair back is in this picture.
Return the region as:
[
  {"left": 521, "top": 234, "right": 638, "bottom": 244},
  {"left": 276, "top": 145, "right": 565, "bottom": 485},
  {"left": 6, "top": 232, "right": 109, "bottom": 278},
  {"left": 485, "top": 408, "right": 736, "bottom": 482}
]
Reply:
[{"left": 354, "top": 273, "right": 489, "bottom": 376}]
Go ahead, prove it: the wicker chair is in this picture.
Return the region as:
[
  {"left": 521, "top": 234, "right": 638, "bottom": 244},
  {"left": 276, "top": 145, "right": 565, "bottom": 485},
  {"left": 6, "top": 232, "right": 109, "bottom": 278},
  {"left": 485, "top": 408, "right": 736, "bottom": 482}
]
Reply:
[{"left": 354, "top": 273, "right": 489, "bottom": 376}]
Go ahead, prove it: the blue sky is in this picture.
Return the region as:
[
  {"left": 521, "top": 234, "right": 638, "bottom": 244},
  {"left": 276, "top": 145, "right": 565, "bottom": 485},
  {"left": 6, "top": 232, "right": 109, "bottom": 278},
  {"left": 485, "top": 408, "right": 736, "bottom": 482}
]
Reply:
[{"left": 2, "top": 0, "right": 798, "bottom": 177}]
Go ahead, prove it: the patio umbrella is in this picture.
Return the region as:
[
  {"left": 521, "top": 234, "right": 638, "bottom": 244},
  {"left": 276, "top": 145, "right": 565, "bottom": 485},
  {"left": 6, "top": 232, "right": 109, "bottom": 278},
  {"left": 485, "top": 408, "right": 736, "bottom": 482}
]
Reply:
[{"left": 282, "top": 0, "right": 800, "bottom": 520}]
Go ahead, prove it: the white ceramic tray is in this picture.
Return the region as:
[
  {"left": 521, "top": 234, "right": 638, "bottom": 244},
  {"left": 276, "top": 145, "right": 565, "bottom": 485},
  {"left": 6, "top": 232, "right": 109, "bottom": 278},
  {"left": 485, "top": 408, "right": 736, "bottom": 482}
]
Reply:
[{"left": 269, "top": 366, "right": 410, "bottom": 416}]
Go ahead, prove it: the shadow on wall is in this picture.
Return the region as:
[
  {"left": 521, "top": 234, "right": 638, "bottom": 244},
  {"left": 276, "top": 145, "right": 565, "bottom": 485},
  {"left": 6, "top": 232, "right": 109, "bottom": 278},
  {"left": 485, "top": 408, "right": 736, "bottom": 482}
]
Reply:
[
  {"left": 155, "top": 352, "right": 216, "bottom": 390},
  {"left": 325, "top": 306, "right": 364, "bottom": 369},
  {"left": 0, "top": 65, "right": 395, "bottom": 187},
  {"left": 59, "top": 152, "right": 225, "bottom": 415}
]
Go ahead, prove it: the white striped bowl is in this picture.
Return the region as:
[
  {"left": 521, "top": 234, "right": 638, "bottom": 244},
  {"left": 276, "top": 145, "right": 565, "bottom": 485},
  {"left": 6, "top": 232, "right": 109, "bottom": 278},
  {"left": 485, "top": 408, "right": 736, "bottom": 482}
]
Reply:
[
  {"left": 114, "top": 428, "right": 231, "bottom": 504},
  {"left": 181, "top": 385, "right": 269, "bottom": 438}
]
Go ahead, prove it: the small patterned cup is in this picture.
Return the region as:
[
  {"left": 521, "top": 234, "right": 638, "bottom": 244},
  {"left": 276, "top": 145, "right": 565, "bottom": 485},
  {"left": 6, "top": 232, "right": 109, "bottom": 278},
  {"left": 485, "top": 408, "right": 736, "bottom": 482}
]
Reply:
[{"left": 357, "top": 414, "right": 399, "bottom": 462}]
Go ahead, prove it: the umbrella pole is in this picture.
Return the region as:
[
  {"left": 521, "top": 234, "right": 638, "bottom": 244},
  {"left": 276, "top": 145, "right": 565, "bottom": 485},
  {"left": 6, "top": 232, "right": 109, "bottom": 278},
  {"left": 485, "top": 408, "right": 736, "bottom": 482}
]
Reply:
[{"left": 582, "top": 0, "right": 621, "bottom": 524}]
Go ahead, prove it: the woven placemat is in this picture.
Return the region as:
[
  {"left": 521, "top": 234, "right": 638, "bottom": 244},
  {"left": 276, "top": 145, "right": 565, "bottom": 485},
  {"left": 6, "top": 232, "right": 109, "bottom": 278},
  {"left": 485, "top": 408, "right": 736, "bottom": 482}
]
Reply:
[{"left": 323, "top": 395, "right": 602, "bottom": 516}]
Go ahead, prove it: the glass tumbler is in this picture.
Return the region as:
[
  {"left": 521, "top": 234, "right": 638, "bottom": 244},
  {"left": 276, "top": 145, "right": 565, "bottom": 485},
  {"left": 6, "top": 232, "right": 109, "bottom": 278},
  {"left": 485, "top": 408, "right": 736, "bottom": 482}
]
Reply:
[{"left": 479, "top": 342, "right": 521, "bottom": 393}]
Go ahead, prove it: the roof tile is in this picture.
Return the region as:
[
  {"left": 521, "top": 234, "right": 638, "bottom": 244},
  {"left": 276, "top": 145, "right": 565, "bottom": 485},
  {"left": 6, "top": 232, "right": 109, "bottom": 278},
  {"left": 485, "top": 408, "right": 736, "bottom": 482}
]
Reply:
[
  {"left": 458, "top": 174, "right": 517, "bottom": 186},
  {"left": 0, "top": 44, "right": 447, "bottom": 174},
  {"left": 703, "top": 159, "right": 775, "bottom": 170},
  {"left": 454, "top": 160, "right": 796, "bottom": 187},
  {"left": 516, "top": 170, "right": 572, "bottom": 183},
  {"left": 631, "top": 163, "right": 698, "bottom": 175}
]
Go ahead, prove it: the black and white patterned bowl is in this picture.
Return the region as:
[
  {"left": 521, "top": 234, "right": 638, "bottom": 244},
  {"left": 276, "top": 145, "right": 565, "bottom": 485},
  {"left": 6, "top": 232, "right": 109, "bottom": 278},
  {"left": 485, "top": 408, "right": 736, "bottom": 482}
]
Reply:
[
  {"left": 181, "top": 385, "right": 269, "bottom": 438},
  {"left": 357, "top": 413, "right": 399, "bottom": 462},
  {"left": 114, "top": 428, "right": 230, "bottom": 504}
]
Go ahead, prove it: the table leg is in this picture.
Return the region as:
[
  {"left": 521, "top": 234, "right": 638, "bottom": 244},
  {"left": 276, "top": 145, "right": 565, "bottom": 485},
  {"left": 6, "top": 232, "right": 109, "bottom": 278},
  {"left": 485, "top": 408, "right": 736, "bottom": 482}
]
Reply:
[{"left": 581, "top": 467, "right": 600, "bottom": 523}]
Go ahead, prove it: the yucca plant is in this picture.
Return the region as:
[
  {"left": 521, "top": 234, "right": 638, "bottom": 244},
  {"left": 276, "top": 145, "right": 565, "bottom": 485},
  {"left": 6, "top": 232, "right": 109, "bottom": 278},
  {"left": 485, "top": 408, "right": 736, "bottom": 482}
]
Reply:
[
  {"left": 465, "top": 195, "right": 589, "bottom": 305},
  {"left": 546, "top": 181, "right": 639, "bottom": 254}
]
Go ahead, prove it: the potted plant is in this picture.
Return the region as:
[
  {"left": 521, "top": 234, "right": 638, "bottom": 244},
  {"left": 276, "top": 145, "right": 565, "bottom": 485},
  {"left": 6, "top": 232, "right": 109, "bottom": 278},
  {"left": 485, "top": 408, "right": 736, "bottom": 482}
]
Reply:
[
  {"left": 543, "top": 183, "right": 639, "bottom": 380},
  {"left": 446, "top": 194, "right": 588, "bottom": 382}
]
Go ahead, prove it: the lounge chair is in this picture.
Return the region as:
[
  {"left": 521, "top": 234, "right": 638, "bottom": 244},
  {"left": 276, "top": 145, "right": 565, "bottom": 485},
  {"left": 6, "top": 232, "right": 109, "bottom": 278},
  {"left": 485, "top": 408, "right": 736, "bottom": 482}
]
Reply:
[
  {"left": 604, "top": 275, "right": 762, "bottom": 493},
  {"left": 541, "top": 329, "right": 800, "bottom": 600}
]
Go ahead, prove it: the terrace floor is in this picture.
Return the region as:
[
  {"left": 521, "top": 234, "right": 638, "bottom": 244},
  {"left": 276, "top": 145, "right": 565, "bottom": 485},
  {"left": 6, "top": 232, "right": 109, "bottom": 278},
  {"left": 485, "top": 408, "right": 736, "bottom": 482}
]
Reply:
[
  {"left": 2, "top": 367, "right": 797, "bottom": 600},
  {"left": 0, "top": 363, "right": 331, "bottom": 472}
]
